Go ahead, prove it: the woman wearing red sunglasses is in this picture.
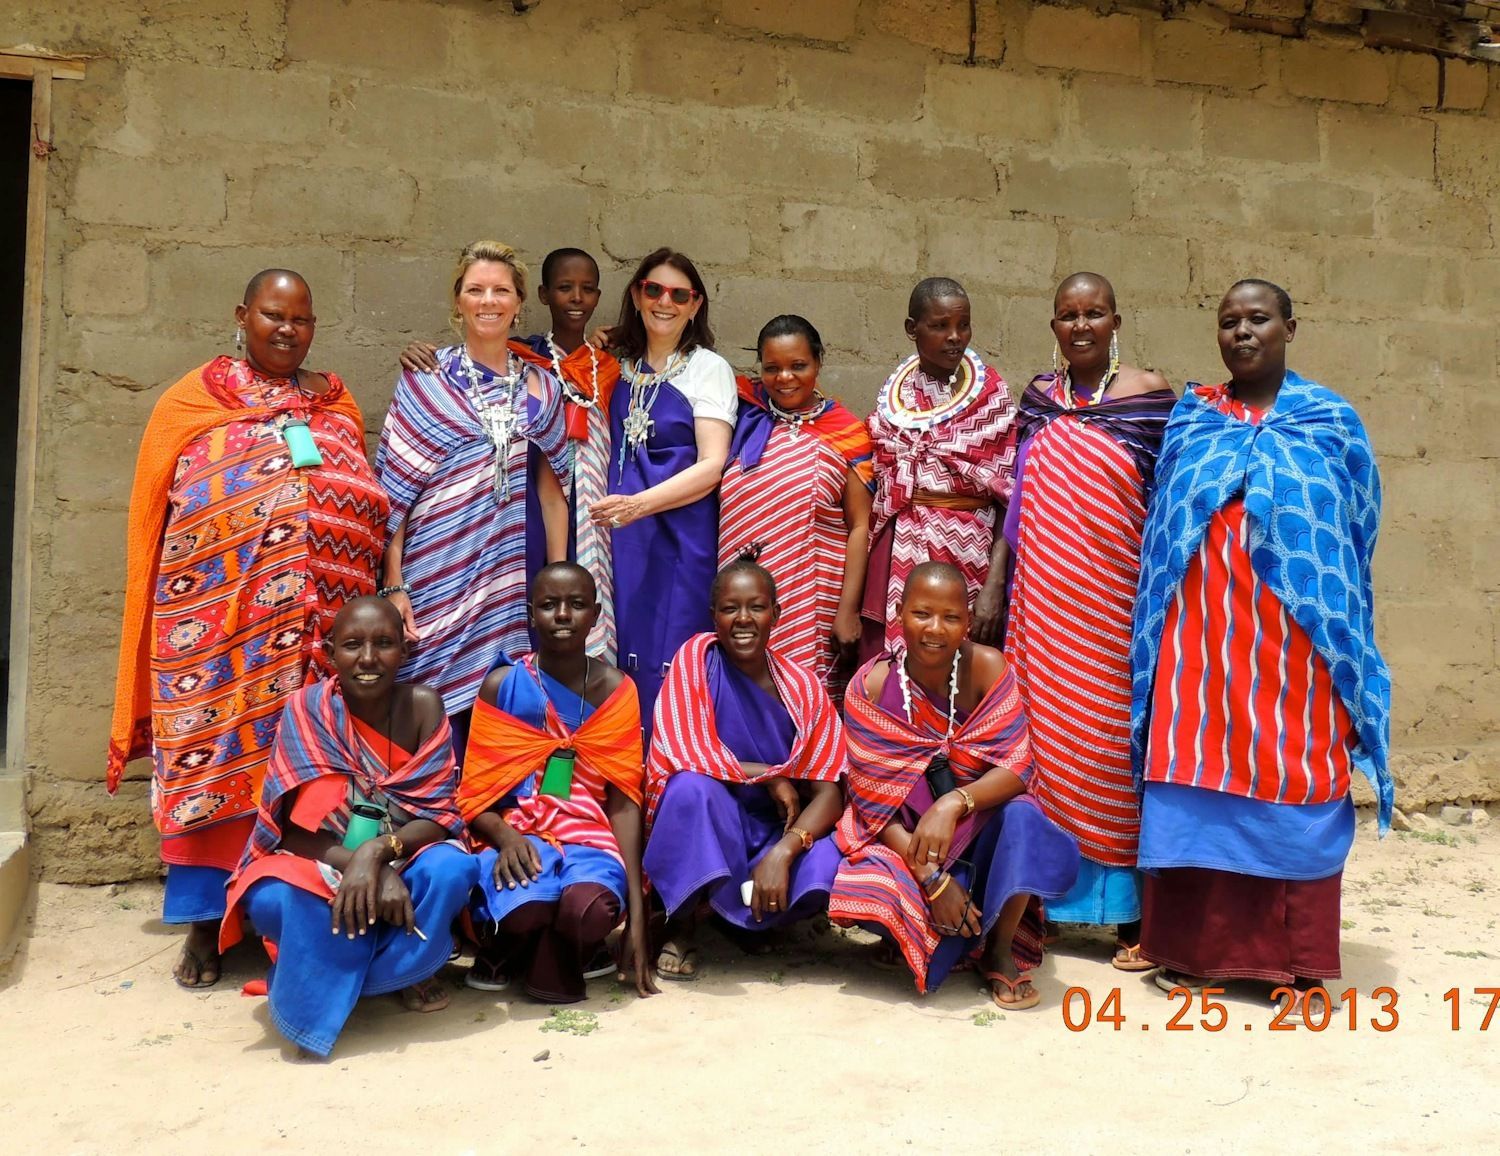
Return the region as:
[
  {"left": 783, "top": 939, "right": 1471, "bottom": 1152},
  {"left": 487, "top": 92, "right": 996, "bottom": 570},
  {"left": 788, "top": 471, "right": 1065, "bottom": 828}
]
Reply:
[{"left": 588, "top": 248, "right": 737, "bottom": 728}]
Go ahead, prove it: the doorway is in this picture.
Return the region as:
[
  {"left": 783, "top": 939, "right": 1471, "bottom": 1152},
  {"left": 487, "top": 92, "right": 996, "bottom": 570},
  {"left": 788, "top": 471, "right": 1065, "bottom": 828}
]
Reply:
[{"left": 0, "top": 79, "right": 29, "bottom": 746}]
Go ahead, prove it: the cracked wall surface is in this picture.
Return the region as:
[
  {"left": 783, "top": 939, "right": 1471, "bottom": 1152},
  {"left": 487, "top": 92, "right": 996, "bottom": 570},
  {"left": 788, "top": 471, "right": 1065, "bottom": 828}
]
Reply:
[{"left": 3, "top": 0, "right": 1497, "bottom": 881}]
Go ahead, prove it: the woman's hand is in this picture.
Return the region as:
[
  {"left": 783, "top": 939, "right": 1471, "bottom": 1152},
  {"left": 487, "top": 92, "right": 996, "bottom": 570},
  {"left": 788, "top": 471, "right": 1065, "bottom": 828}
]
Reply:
[
  {"left": 764, "top": 778, "right": 802, "bottom": 832},
  {"left": 928, "top": 874, "right": 982, "bottom": 939},
  {"left": 618, "top": 916, "right": 660, "bottom": 998},
  {"left": 375, "top": 865, "right": 415, "bottom": 933},
  {"left": 331, "top": 841, "right": 386, "bottom": 938},
  {"left": 907, "top": 793, "right": 962, "bottom": 873},
  {"left": 585, "top": 324, "right": 618, "bottom": 351},
  {"left": 399, "top": 340, "right": 440, "bottom": 375},
  {"left": 749, "top": 840, "right": 795, "bottom": 923},
  {"left": 492, "top": 825, "right": 543, "bottom": 890},
  {"left": 970, "top": 579, "right": 1007, "bottom": 646},
  {"left": 830, "top": 607, "right": 862, "bottom": 666},
  {"left": 385, "top": 588, "right": 420, "bottom": 643},
  {"left": 589, "top": 494, "right": 648, "bottom": 530}
]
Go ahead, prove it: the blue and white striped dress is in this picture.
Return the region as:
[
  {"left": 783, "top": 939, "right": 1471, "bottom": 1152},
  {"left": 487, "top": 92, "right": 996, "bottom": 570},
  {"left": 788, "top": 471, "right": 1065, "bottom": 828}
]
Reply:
[{"left": 376, "top": 346, "right": 569, "bottom": 716}]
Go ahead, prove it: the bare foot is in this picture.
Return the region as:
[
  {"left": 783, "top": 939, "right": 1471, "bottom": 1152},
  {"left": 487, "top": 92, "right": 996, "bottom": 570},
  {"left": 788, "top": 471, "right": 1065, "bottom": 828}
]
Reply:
[
  {"left": 172, "top": 920, "right": 221, "bottom": 989},
  {"left": 400, "top": 977, "right": 450, "bottom": 1013}
]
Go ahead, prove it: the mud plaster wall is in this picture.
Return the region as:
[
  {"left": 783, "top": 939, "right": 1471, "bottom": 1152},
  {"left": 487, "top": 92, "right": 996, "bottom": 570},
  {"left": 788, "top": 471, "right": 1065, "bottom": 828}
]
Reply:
[{"left": 3, "top": 0, "right": 1497, "bottom": 882}]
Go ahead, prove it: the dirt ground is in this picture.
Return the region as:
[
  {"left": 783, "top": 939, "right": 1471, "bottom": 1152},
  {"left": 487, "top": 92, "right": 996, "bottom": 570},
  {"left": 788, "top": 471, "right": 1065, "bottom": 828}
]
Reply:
[{"left": 2, "top": 817, "right": 1497, "bottom": 1155}]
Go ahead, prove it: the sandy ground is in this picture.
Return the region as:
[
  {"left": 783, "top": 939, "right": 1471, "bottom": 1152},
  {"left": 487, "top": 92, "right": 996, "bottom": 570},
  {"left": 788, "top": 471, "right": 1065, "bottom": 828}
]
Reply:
[{"left": 2, "top": 817, "right": 1497, "bottom": 1155}]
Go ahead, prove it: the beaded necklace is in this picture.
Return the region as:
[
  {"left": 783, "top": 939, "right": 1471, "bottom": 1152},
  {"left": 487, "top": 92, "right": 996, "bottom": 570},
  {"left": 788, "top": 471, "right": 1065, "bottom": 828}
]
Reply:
[
  {"left": 896, "top": 647, "right": 962, "bottom": 746},
  {"left": 617, "top": 351, "right": 686, "bottom": 472},
  {"left": 461, "top": 344, "right": 524, "bottom": 502},
  {"left": 544, "top": 331, "right": 599, "bottom": 408},
  {"left": 765, "top": 390, "right": 831, "bottom": 438},
  {"left": 878, "top": 349, "right": 986, "bottom": 433}
]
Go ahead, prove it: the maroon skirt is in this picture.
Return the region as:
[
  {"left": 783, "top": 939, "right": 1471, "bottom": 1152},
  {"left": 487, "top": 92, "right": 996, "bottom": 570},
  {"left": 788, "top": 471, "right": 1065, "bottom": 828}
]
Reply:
[{"left": 1140, "top": 867, "right": 1342, "bottom": 983}]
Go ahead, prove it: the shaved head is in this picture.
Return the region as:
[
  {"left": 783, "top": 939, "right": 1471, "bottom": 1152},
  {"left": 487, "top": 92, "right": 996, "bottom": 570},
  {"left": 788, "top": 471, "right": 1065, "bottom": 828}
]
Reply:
[
  {"left": 903, "top": 560, "right": 967, "bottom": 600},
  {"left": 331, "top": 593, "right": 402, "bottom": 635},
  {"left": 1055, "top": 271, "right": 1116, "bottom": 311},
  {"left": 243, "top": 268, "right": 310, "bottom": 306},
  {"left": 531, "top": 560, "right": 597, "bottom": 602}
]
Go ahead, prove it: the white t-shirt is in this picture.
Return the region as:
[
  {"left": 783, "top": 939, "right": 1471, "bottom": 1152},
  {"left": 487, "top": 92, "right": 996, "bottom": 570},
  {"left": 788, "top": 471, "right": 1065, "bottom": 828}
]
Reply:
[{"left": 671, "top": 347, "right": 738, "bottom": 427}]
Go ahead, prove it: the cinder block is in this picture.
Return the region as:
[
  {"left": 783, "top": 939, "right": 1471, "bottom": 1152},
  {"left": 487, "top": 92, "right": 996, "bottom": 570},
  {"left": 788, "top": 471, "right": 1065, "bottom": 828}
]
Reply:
[
  {"left": 713, "top": 120, "right": 860, "bottom": 191},
  {"left": 1190, "top": 236, "right": 1323, "bottom": 301},
  {"left": 528, "top": 102, "right": 720, "bottom": 189},
  {"left": 151, "top": 243, "right": 349, "bottom": 327},
  {"left": 63, "top": 241, "right": 149, "bottom": 318},
  {"left": 341, "top": 81, "right": 508, "bottom": 163},
  {"left": 1076, "top": 80, "right": 1199, "bottom": 155},
  {"left": 873, "top": 0, "right": 1004, "bottom": 59},
  {"left": 1441, "top": 59, "right": 1489, "bottom": 112},
  {"left": 626, "top": 29, "right": 780, "bottom": 108},
  {"left": 601, "top": 193, "right": 754, "bottom": 269},
  {"left": 1326, "top": 250, "right": 1455, "bottom": 311},
  {"left": 711, "top": 277, "right": 868, "bottom": 360},
  {"left": 408, "top": 177, "right": 601, "bottom": 260},
  {"left": 722, "top": 0, "right": 860, "bottom": 41},
  {"left": 1058, "top": 228, "right": 1192, "bottom": 306},
  {"left": 43, "top": 509, "right": 128, "bottom": 600},
  {"left": 778, "top": 203, "right": 920, "bottom": 274},
  {"left": 1323, "top": 108, "right": 1435, "bottom": 181},
  {"left": 1152, "top": 22, "right": 1266, "bottom": 90},
  {"left": 924, "top": 64, "right": 1062, "bottom": 143},
  {"left": 446, "top": 9, "right": 619, "bottom": 95},
  {"left": 1377, "top": 186, "right": 1492, "bottom": 250},
  {"left": 1203, "top": 97, "right": 1319, "bottom": 163},
  {"left": 926, "top": 217, "right": 1059, "bottom": 293},
  {"left": 351, "top": 251, "right": 457, "bottom": 335},
  {"left": 1436, "top": 116, "right": 1500, "bottom": 201},
  {"left": 785, "top": 44, "right": 925, "bottom": 122},
  {"left": 1385, "top": 321, "right": 1499, "bottom": 386},
  {"left": 1006, "top": 157, "right": 1134, "bottom": 221},
  {"left": 247, "top": 165, "right": 416, "bottom": 240},
  {"left": 57, "top": 325, "right": 205, "bottom": 396},
  {"left": 1257, "top": 179, "right": 1375, "bottom": 237},
  {"left": 1391, "top": 51, "right": 1439, "bottom": 111},
  {"left": 1464, "top": 260, "right": 1500, "bottom": 310},
  {"left": 1287, "top": 315, "right": 1385, "bottom": 389},
  {"left": 1024, "top": 7, "right": 1143, "bottom": 77},
  {"left": 286, "top": 0, "right": 454, "bottom": 75},
  {"left": 70, "top": 152, "right": 226, "bottom": 229},
  {"left": 1136, "top": 171, "right": 1249, "bottom": 228},
  {"left": 867, "top": 139, "right": 998, "bottom": 201},
  {"left": 1282, "top": 40, "right": 1390, "bottom": 105},
  {"left": 1132, "top": 303, "right": 1221, "bottom": 388},
  {"left": 148, "top": 63, "right": 332, "bottom": 146}
]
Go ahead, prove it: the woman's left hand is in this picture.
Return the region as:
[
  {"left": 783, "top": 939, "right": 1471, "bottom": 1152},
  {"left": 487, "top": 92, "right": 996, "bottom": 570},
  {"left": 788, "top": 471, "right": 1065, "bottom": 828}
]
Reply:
[
  {"left": 749, "top": 842, "right": 794, "bottom": 923},
  {"left": 618, "top": 917, "right": 661, "bottom": 998},
  {"left": 970, "top": 580, "right": 1007, "bottom": 646},
  {"left": 330, "top": 841, "right": 385, "bottom": 938},
  {"left": 907, "top": 794, "right": 962, "bottom": 874},
  {"left": 375, "top": 866, "right": 415, "bottom": 933},
  {"left": 589, "top": 494, "right": 647, "bottom": 530},
  {"left": 830, "top": 608, "right": 862, "bottom": 666},
  {"left": 764, "top": 777, "right": 802, "bottom": 832}
]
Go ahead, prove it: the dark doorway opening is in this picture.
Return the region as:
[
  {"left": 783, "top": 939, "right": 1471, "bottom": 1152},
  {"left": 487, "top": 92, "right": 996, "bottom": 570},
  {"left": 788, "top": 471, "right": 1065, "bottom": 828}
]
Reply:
[{"left": 0, "top": 79, "right": 32, "bottom": 745}]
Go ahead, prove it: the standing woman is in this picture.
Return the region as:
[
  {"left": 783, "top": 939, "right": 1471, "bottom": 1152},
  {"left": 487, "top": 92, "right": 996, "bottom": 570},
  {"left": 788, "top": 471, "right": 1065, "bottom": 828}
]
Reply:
[
  {"left": 1131, "top": 280, "right": 1390, "bottom": 1018},
  {"left": 588, "top": 248, "right": 737, "bottom": 723},
  {"left": 377, "top": 241, "right": 571, "bottom": 753},
  {"left": 107, "top": 270, "right": 389, "bottom": 989},
  {"left": 1003, "top": 273, "right": 1175, "bottom": 967},
  {"left": 861, "top": 277, "right": 1018, "bottom": 658},
  {"left": 720, "top": 315, "right": 874, "bottom": 697}
]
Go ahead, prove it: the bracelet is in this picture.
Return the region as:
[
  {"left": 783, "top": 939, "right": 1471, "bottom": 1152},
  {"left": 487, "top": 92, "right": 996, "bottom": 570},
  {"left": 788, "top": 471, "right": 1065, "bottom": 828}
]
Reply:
[
  {"left": 788, "top": 826, "right": 814, "bottom": 852},
  {"left": 386, "top": 833, "right": 404, "bottom": 860},
  {"left": 926, "top": 872, "right": 952, "bottom": 903},
  {"left": 378, "top": 583, "right": 412, "bottom": 598},
  {"left": 955, "top": 787, "right": 976, "bottom": 818}
]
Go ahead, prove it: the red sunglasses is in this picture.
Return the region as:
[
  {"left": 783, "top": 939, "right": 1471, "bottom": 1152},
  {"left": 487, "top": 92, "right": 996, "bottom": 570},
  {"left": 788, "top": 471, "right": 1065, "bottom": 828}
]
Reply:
[{"left": 637, "top": 279, "right": 701, "bottom": 306}]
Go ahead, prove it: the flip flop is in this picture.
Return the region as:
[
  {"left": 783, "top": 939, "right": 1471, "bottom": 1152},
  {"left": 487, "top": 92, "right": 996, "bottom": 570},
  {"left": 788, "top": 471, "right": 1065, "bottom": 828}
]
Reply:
[
  {"left": 982, "top": 968, "right": 1041, "bottom": 1011},
  {"left": 463, "top": 957, "right": 512, "bottom": 992},
  {"left": 400, "top": 977, "right": 450, "bottom": 1013},
  {"left": 1277, "top": 986, "right": 1340, "bottom": 1024},
  {"left": 173, "top": 945, "right": 222, "bottom": 990},
  {"left": 1111, "top": 943, "right": 1156, "bottom": 973},
  {"left": 582, "top": 945, "right": 617, "bottom": 980},
  {"left": 1154, "top": 970, "right": 1208, "bottom": 994},
  {"left": 655, "top": 941, "right": 700, "bottom": 982}
]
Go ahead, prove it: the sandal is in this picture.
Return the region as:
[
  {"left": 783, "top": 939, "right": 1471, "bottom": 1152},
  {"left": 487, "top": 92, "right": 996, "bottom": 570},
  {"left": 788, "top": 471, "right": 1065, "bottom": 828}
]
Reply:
[
  {"left": 982, "top": 968, "right": 1041, "bottom": 1011},
  {"left": 400, "top": 977, "right": 450, "bottom": 1013},
  {"left": 655, "top": 940, "right": 700, "bottom": 982},
  {"left": 463, "top": 957, "right": 512, "bottom": 992},
  {"left": 172, "top": 945, "right": 221, "bottom": 990},
  {"left": 1154, "top": 970, "right": 1208, "bottom": 994},
  {"left": 1111, "top": 943, "right": 1156, "bottom": 973},
  {"left": 582, "top": 945, "right": 616, "bottom": 981}
]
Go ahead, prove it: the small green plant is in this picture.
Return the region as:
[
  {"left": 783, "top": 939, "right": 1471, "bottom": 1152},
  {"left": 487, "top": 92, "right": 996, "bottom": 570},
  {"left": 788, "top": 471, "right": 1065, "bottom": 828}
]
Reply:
[
  {"left": 540, "top": 1008, "right": 599, "bottom": 1036},
  {"left": 767, "top": 969, "right": 785, "bottom": 986},
  {"left": 1340, "top": 919, "right": 1355, "bottom": 930},
  {"left": 1443, "top": 949, "right": 1496, "bottom": 960},
  {"left": 972, "top": 1009, "right": 1004, "bottom": 1026}
]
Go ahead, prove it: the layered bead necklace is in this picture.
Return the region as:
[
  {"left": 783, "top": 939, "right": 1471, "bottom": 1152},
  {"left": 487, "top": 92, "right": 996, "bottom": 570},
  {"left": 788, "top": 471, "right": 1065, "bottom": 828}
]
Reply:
[
  {"left": 543, "top": 330, "right": 599, "bottom": 409},
  {"left": 461, "top": 344, "right": 524, "bottom": 502},
  {"left": 896, "top": 647, "right": 962, "bottom": 746},
  {"left": 765, "top": 390, "right": 831, "bottom": 438},
  {"left": 617, "top": 351, "right": 686, "bottom": 472},
  {"left": 878, "top": 349, "right": 986, "bottom": 434},
  {"left": 1058, "top": 334, "right": 1121, "bottom": 410}
]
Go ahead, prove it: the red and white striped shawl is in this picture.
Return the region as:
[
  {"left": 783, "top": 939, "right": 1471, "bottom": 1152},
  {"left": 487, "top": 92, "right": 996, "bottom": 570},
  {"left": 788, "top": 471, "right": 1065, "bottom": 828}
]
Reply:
[{"left": 645, "top": 633, "right": 846, "bottom": 829}]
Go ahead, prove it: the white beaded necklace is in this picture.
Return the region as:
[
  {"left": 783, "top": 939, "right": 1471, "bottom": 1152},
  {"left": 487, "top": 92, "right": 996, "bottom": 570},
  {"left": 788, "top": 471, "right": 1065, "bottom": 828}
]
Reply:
[
  {"left": 544, "top": 330, "right": 598, "bottom": 408},
  {"left": 460, "top": 344, "right": 524, "bottom": 502},
  {"left": 896, "top": 647, "right": 962, "bottom": 745},
  {"left": 618, "top": 351, "right": 686, "bottom": 471},
  {"left": 765, "top": 391, "right": 831, "bottom": 438}
]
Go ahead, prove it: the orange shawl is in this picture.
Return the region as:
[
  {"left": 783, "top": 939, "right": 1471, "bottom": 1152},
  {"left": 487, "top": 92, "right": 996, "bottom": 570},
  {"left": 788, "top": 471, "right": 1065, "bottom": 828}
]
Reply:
[{"left": 106, "top": 362, "right": 366, "bottom": 791}]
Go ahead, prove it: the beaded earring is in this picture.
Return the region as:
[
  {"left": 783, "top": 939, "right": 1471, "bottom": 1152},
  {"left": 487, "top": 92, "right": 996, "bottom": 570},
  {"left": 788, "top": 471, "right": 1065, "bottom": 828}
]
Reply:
[
  {"left": 234, "top": 325, "right": 244, "bottom": 352},
  {"left": 1109, "top": 331, "right": 1120, "bottom": 372},
  {"left": 1052, "top": 342, "right": 1062, "bottom": 374}
]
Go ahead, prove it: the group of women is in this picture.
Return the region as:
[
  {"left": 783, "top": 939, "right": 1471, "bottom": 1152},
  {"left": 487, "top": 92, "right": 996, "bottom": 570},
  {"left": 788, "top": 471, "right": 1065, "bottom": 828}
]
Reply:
[{"left": 108, "top": 240, "right": 1390, "bottom": 1058}]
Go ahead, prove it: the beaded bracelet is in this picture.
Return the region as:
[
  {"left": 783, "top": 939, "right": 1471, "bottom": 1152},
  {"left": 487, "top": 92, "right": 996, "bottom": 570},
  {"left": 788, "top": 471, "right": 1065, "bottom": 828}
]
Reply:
[
  {"left": 926, "top": 872, "right": 952, "bottom": 903},
  {"left": 378, "top": 583, "right": 413, "bottom": 598}
]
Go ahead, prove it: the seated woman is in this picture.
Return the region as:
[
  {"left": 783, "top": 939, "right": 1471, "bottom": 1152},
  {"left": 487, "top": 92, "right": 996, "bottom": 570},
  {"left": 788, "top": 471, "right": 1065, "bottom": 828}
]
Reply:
[
  {"left": 219, "top": 596, "right": 478, "bottom": 1059},
  {"left": 458, "top": 562, "right": 657, "bottom": 1002},
  {"left": 829, "top": 562, "right": 1080, "bottom": 1010},
  {"left": 642, "top": 551, "right": 847, "bottom": 980}
]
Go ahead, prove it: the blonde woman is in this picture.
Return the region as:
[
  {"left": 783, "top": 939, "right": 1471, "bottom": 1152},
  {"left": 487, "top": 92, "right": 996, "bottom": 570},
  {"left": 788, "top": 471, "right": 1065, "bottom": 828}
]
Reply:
[{"left": 377, "top": 241, "right": 570, "bottom": 754}]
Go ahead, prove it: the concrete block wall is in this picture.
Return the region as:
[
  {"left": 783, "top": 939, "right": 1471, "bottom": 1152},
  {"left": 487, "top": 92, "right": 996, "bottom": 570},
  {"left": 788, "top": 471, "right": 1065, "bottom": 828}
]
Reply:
[{"left": 2, "top": 0, "right": 1496, "bottom": 880}]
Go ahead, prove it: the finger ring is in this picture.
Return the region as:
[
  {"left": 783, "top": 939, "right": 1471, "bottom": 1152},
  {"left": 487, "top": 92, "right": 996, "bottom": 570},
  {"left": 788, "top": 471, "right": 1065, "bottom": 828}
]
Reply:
[
  {"left": 927, "top": 851, "right": 939, "bottom": 861},
  {"left": 610, "top": 516, "right": 622, "bottom": 527}
]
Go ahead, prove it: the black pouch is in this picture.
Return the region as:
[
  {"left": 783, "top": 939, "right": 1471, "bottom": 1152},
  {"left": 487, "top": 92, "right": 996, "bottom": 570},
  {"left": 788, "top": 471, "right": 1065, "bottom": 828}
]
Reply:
[{"left": 924, "top": 752, "right": 957, "bottom": 799}]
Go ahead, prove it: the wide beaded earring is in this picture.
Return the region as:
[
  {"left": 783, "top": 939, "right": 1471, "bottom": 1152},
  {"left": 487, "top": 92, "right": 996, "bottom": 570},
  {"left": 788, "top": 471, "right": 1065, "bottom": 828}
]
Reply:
[{"left": 234, "top": 325, "right": 244, "bottom": 352}]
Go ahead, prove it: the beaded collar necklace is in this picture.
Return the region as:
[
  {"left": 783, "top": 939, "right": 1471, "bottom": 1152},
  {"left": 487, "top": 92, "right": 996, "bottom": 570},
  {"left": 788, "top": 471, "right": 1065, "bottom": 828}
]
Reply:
[
  {"left": 878, "top": 349, "right": 986, "bottom": 433},
  {"left": 544, "top": 331, "right": 599, "bottom": 408},
  {"left": 618, "top": 351, "right": 686, "bottom": 471},
  {"left": 765, "top": 390, "right": 831, "bottom": 438},
  {"left": 896, "top": 647, "right": 962, "bottom": 746},
  {"left": 460, "top": 344, "right": 524, "bottom": 502}
]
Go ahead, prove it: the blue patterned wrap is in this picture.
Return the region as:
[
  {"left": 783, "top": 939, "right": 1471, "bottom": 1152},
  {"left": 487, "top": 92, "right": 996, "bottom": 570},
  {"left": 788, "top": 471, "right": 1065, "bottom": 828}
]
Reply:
[{"left": 1129, "top": 371, "right": 1392, "bottom": 830}]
